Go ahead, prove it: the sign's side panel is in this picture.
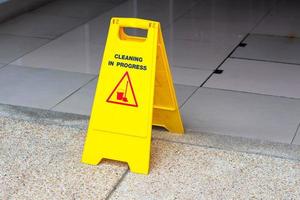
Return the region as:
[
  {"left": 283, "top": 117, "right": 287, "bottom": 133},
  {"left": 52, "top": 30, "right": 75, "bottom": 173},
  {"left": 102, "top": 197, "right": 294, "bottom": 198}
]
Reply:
[{"left": 152, "top": 26, "right": 184, "bottom": 134}]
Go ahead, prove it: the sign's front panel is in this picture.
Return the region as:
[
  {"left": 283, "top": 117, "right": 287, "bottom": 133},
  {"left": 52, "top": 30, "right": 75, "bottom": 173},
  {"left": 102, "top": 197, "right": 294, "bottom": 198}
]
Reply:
[
  {"left": 91, "top": 33, "right": 157, "bottom": 138},
  {"left": 82, "top": 18, "right": 159, "bottom": 174}
]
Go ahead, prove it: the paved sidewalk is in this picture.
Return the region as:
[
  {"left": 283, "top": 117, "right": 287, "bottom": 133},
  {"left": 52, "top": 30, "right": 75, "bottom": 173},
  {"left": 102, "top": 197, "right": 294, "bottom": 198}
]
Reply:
[{"left": 1, "top": 104, "right": 300, "bottom": 199}]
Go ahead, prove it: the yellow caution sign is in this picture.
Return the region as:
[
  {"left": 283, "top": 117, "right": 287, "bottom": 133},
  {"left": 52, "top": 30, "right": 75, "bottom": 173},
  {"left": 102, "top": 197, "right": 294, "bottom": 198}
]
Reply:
[{"left": 82, "top": 18, "right": 184, "bottom": 174}]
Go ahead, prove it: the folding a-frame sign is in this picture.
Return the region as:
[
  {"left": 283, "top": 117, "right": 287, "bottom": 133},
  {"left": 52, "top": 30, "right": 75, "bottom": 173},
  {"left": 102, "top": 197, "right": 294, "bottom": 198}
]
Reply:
[{"left": 82, "top": 18, "right": 184, "bottom": 174}]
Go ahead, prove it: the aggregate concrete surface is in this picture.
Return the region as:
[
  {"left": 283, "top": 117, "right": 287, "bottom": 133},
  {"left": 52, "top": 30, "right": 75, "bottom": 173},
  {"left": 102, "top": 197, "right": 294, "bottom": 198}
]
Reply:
[{"left": 1, "top": 104, "right": 300, "bottom": 199}]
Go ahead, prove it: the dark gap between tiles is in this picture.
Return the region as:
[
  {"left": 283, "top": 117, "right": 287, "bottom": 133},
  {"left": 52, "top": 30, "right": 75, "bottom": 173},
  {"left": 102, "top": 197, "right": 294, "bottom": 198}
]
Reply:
[{"left": 230, "top": 56, "right": 300, "bottom": 66}]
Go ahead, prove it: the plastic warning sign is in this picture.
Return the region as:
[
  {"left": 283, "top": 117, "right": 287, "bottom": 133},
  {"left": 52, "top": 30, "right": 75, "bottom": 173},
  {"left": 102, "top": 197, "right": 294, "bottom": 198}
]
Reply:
[{"left": 82, "top": 18, "right": 184, "bottom": 175}]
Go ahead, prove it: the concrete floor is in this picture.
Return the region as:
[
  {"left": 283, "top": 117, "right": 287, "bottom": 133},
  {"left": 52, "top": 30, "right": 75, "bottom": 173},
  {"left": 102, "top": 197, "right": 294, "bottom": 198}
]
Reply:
[{"left": 1, "top": 104, "right": 300, "bottom": 199}]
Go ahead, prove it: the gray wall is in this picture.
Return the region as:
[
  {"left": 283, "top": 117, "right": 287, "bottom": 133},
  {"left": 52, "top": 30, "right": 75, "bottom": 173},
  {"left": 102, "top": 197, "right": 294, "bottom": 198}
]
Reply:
[{"left": 0, "top": 0, "right": 53, "bottom": 22}]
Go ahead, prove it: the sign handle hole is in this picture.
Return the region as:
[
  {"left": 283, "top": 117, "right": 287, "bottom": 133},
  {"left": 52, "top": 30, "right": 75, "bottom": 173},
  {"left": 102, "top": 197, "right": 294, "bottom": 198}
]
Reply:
[{"left": 119, "top": 27, "right": 148, "bottom": 42}]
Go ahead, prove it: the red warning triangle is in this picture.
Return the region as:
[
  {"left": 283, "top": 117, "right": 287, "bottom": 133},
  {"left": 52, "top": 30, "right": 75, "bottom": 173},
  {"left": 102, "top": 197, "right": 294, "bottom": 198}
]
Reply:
[{"left": 106, "top": 71, "right": 138, "bottom": 107}]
